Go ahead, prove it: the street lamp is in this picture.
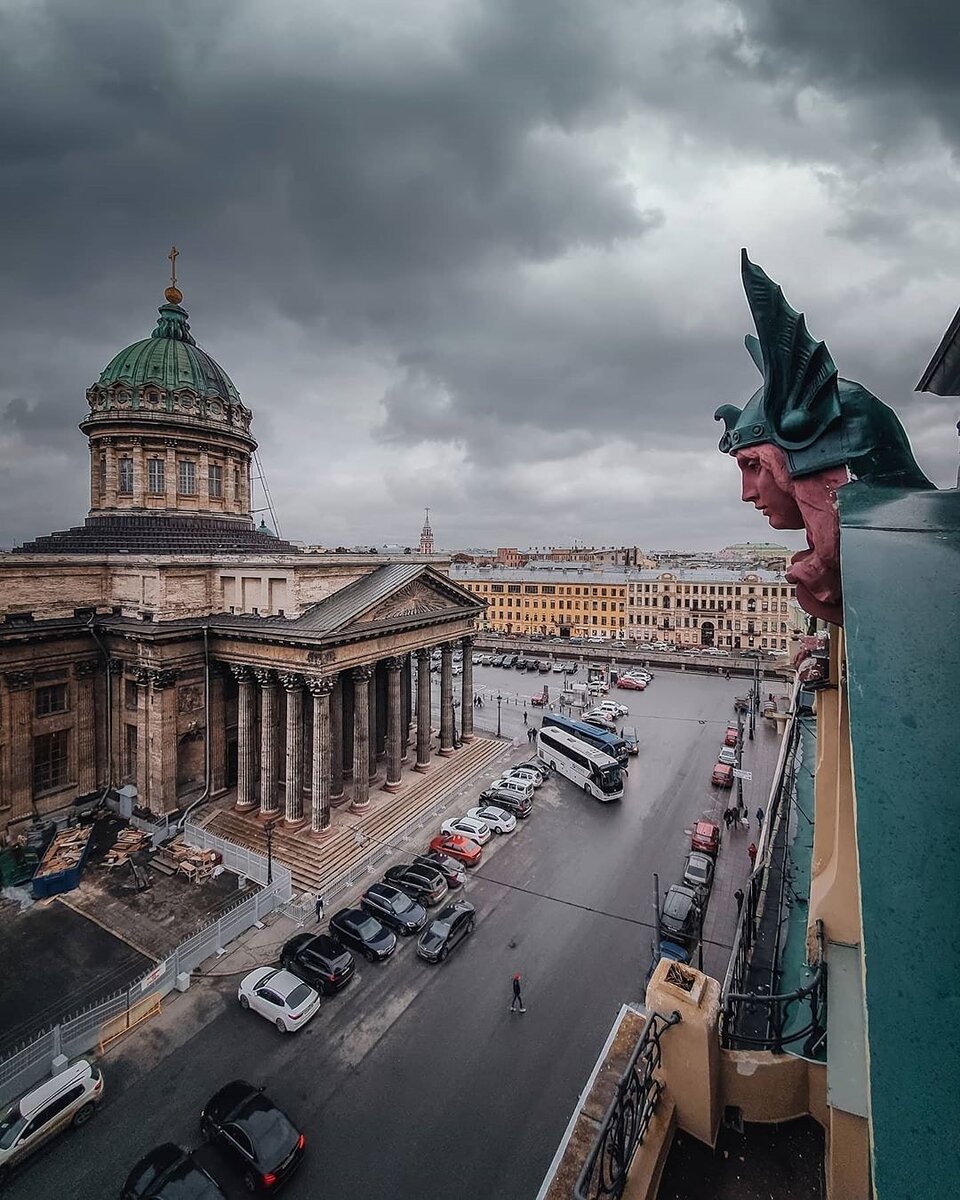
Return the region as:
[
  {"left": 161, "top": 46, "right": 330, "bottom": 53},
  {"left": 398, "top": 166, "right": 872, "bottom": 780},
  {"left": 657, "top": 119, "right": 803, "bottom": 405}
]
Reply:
[
  {"left": 496, "top": 692, "right": 503, "bottom": 738},
  {"left": 264, "top": 819, "right": 278, "bottom": 885}
]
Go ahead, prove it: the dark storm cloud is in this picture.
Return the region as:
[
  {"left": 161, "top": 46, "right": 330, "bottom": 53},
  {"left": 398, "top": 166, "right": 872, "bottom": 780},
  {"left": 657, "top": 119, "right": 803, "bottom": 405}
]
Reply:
[{"left": 0, "top": 0, "right": 957, "bottom": 550}]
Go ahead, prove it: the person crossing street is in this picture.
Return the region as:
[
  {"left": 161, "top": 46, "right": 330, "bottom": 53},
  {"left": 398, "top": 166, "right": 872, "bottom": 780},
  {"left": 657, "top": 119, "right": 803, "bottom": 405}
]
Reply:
[{"left": 510, "top": 973, "right": 526, "bottom": 1012}]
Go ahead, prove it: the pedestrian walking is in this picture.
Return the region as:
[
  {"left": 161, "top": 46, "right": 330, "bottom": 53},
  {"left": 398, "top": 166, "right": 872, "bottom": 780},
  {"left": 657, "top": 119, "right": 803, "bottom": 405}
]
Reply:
[
  {"left": 510, "top": 973, "right": 526, "bottom": 1013},
  {"left": 747, "top": 842, "right": 758, "bottom": 868},
  {"left": 756, "top": 807, "right": 764, "bottom": 832},
  {"left": 523, "top": 709, "right": 528, "bottom": 724},
  {"left": 734, "top": 888, "right": 744, "bottom": 916},
  {"left": 315, "top": 896, "right": 324, "bottom": 924}
]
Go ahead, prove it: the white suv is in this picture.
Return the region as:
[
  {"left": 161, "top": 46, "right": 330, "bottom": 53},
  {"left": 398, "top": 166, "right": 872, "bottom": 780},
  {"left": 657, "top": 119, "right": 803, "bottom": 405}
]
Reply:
[{"left": 0, "top": 1060, "right": 104, "bottom": 1185}]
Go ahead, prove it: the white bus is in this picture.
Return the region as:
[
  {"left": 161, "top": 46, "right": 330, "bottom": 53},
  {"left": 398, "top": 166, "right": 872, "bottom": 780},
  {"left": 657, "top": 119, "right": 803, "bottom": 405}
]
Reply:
[{"left": 536, "top": 726, "right": 624, "bottom": 802}]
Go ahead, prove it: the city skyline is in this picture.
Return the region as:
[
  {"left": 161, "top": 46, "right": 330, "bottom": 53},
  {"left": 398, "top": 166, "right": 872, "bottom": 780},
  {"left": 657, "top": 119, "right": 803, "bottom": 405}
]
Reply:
[{"left": 2, "top": 1, "right": 958, "bottom": 551}]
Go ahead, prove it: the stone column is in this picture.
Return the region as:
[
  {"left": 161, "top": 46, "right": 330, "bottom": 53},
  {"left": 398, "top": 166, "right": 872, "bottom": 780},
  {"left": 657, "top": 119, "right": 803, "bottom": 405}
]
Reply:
[
  {"left": 460, "top": 635, "right": 475, "bottom": 743},
  {"left": 351, "top": 665, "right": 372, "bottom": 812},
  {"left": 342, "top": 673, "right": 354, "bottom": 781},
  {"left": 198, "top": 445, "right": 210, "bottom": 506},
  {"left": 209, "top": 667, "right": 228, "bottom": 797},
  {"left": 232, "top": 666, "right": 257, "bottom": 810},
  {"left": 131, "top": 438, "right": 146, "bottom": 507},
  {"left": 148, "top": 669, "right": 179, "bottom": 814},
  {"left": 74, "top": 661, "right": 98, "bottom": 796},
  {"left": 330, "top": 673, "right": 345, "bottom": 805},
  {"left": 367, "top": 667, "right": 379, "bottom": 784},
  {"left": 375, "top": 665, "right": 388, "bottom": 762},
  {"left": 439, "top": 642, "right": 455, "bottom": 756},
  {"left": 400, "top": 654, "right": 412, "bottom": 763},
  {"left": 307, "top": 678, "right": 333, "bottom": 836},
  {"left": 164, "top": 440, "right": 178, "bottom": 508},
  {"left": 384, "top": 657, "right": 403, "bottom": 792},
  {"left": 415, "top": 649, "right": 432, "bottom": 771},
  {"left": 4, "top": 672, "right": 34, "bottom": 821},
  {"left": 135, "top": 667, "right": 151, "bottom": 807},
  {"left": 108, "top": 659, "right": 123, "bottom": 787},
  {"left": 280, "top": 674, "right": 305, "bottom": 827},
  {"left": 256, "top": 668, "right": 280, "bottom": 817}
]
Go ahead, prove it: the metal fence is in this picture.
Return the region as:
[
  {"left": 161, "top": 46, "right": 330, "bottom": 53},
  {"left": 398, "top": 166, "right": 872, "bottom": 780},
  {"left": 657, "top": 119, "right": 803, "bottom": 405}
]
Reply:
[{"left": 0, "top": 828, "right": 291, "bottom": 1107}]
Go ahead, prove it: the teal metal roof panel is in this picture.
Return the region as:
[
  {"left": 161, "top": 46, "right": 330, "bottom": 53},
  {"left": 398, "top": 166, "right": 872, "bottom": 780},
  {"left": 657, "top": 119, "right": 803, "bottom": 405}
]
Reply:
[{"left": 838, "top": 482, "right": 960, "bottom": 1198}]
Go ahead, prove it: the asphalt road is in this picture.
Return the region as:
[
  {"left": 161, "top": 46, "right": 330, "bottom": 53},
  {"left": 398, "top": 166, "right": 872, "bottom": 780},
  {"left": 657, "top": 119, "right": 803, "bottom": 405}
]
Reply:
[{"left": 7, "top": 672, "right": 783, "bottom": 1200}]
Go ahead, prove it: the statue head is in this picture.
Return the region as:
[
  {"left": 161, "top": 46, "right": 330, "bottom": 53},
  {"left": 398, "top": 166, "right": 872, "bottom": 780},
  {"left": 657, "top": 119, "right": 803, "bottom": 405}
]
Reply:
[{"left": 715, "top": 251, "right": 935, "bottom": 625}]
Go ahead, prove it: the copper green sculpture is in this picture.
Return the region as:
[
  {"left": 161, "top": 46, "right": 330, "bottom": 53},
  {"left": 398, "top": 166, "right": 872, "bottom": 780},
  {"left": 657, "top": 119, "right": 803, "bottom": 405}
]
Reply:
[{"left": 715, "top": 251, "right": 934, "bottom": 625}]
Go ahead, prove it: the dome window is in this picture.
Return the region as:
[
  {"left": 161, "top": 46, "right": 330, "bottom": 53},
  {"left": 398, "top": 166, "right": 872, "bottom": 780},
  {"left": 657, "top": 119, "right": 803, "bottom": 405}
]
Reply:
[
  {"left": 148, "top": 457, "right": 165, "bottom": 495},
  {"left": 178, "top": 459, "right": 197, "bottom": 496},
  {"left": 118, "top": 457, "right": 134, "bottom": 495}
]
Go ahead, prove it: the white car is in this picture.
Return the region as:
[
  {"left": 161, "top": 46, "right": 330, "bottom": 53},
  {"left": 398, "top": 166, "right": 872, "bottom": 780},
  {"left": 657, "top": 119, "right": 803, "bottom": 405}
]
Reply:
[
  {"left": 441, "top": 815, "right": 491, "bottom": 845},
  {"left": 718, "top": 745, "right": 738, "bottom": 766},
  {"left": 583, "top": 709, "right": 618, "bottom": 729},
  {"left": 466, "top": 805, "right": 517, "bottom": 834},
  {"left": 237, "top": 967, "right": 321, "bottom": 1033},
  {"left": 501, "top": 766, "right": 543, "bottom": 789},
  {"left": 598, "top": 701, "right": 629, "bottom": 717}
]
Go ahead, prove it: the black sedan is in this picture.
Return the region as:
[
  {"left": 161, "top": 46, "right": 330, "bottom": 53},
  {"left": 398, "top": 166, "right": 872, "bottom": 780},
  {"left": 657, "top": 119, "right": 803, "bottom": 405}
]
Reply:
[
  {"left": 328, "top": 907, "right": 398, "bottom": 962},
  {"left": 383, "top": 863, "right": 448, "bottom": 906},
  {"left": 360, "top": 882, "right": 427, "bottom": 935},
  {"left": 280, "top": 933, "right": 355, "bottom": 995},
  {"left": 200, "top": 1081, "right": 305, "bottom": 1193},
  {"left": 413, "top": 851, "right": 466, "bottom": 889},
  {"left": 122, "top": 1143, "right": 225, "bottom": 1200},
  {"left": 417, "top": 900, "right": 476, "bottom": 963}
]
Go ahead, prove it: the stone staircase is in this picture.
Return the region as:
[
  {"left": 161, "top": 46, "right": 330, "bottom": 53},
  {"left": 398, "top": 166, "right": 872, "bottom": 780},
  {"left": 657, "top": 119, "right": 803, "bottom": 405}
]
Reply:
[{"left": 207, "top": 736, "right": 510, "bottom": 896}]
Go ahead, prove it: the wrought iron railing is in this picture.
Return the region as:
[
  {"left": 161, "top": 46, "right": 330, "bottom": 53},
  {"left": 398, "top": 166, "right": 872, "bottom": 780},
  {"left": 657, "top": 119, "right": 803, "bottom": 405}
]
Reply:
[{"left": 574, "top": 1009, "right": 681, "bottom": 1200}]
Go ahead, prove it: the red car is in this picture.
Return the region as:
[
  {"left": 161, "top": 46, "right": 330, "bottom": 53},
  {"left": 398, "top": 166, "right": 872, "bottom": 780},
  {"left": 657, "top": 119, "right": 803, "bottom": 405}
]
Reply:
[
  {"left": 723, "top": 726, "right": 739, "bottom": 748},
  {"left": 711, "top": 763, "right": 734, "bottom": 788},
  {"left": 617, "top": 677, "right": 646, "bottom": 690},
  {"left": 429, "top": 834, "right": 482, "bottom": 867},
  {"left": 691, "top": 820, "right": 721, "bottom": 857}
]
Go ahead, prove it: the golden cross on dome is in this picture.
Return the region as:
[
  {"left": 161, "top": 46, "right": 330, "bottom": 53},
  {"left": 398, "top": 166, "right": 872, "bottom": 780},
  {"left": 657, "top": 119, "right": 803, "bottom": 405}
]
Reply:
[{"left": 168, "top": 245, "right": 179, "bottom": 289}]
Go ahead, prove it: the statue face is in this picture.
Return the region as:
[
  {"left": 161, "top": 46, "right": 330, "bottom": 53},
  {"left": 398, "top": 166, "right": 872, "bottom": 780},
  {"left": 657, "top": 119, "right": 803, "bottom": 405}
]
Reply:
[{"left": 735, "top": 444, "right": 804, "bottom": 529}]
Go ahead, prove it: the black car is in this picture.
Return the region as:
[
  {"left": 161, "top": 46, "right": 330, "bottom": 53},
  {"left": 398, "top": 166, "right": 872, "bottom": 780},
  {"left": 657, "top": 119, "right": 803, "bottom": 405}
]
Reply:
[
  {"left": 328, "top": 907, "right": 398, "bottom": 961},
  {"left": 413, "top": 851, "right": 467, "bottom": 889},
  {"left": 416, "top": 900, "right": 476, "bottom": 962},
  {"left": 514, "top": 658, "right": 529, "bottom": 670},
  {"left": 122, "top": 1143, "right": 226, "bottom": 1200},
  {"left": 200, "top": 1081, "right": 305, "bottom": 1194},
  {"left": 659, "top": 885, "right": 702, "bottom": 947},
  {"left": 383, "top": 863, "right": 448, "bottom": 906},
  {"left": 538, "top": 661, "right": 551, "bottom": 673},
  {"left": 360, "top": 882, "right": 427, "bottom": 935},
  {"left": 280, "top": 933, "right": 355, "bottom": 995},
  {"left": 478, "top": 788, "right": 532, "bottom": 819}
]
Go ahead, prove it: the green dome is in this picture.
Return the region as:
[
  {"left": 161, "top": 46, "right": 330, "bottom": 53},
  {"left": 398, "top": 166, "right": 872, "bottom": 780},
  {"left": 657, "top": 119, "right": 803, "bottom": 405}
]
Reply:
[{"left": 98, "top": 302, "right": 240, "bottom": 402}]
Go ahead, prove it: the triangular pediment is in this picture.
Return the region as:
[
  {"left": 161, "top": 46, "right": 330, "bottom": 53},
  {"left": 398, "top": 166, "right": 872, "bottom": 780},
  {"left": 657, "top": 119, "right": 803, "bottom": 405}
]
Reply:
[{"left": 356, "top": 577, "right": 465, "bottom": 624}]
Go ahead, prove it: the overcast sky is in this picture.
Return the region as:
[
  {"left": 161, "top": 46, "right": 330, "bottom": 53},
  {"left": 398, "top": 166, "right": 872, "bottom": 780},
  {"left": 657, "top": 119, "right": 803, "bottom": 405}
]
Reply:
[{"left": 2, "top": 0, "right": 958, "bottom": 552}]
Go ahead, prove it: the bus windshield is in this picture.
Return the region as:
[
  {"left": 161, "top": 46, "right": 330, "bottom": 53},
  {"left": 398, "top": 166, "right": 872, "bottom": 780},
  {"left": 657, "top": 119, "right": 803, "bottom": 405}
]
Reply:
[{"left": 593, "top": 763, "right": 623, "bottom": 794}]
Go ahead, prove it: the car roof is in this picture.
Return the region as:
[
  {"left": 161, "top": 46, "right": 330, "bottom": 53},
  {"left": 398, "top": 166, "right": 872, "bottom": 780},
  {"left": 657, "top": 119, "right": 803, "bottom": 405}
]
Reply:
[
  {"left": 435, "top": 900, "right": 475, "bottom": 921},
  {"left": 368, "top": 881, "right": 401, "bottom": 899},
  {"left": 694, "top": 820, "right": 719, "bottom": 833},
  {"left": 19, "top": 1060, "right": 94, "bottom": 1117},
  {"left": 296, "top": 933, "right": 347, "bottom": 958},
  {"left": 686, "top": 851, "right": 712, "bottom": 867},
  {"left": 206, "top": 1079, "right": 259, "bottom": 1122}
]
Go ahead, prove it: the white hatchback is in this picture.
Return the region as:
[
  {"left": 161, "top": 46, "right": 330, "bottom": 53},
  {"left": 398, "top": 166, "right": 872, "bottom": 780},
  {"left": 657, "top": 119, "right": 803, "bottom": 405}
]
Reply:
[
  {"left": 466, "top": 805, "right": 517, "bottom": 834},
  {"left": 441, "top": 815, "right": 492, "bottom": 845},
  {"left": 502, "top": 766, "right": 543, "bottom": 790},
  {"left": 238, "top": 967, "right": 321, "bottom": 1034},
  {"left": 598, "top": 701, "right": 629, "bottom": 717}
]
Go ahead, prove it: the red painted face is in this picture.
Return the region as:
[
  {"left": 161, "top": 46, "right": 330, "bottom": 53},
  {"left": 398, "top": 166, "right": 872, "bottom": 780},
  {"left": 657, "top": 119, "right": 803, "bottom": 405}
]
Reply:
[{"left": 735, "top": 445, "right": 804, "bottom": 530}]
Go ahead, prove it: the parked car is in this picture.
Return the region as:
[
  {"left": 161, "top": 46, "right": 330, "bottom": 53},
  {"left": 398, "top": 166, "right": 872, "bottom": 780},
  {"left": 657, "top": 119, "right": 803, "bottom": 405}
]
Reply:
[
  {"left": 360, "top": 882, "right": 428, "bottom": 935},
  {"left": 237, "top": 967, "right": 321, "bottom": 1034},
  {"left": 465, "top": 805, "right": 517, "bottom": 834},
  {"left": 503, "top": 654, "right": 517, "bottom": 667},
  {"left": 538, "top": 661, "right": 551, "bottom": 673},
  {"left": 514, "top": 758, "right": 549, "bottom": 782},
  {"left": 691, "top": 820, "right": 722, "bottom": 857},
  {"left": 416, "top": 900, "right": 477, "bottom": 963},
  {"left": 621, "top": 726, "right": 639, "bottom": 755},
  {"left": 328, "top": 907, "right": 398, "bottom": 961},
  {"left": 479, "top": 787, "right": 533, "bottom": 818},
  {"left": 724, "top": 726, "right": 739, "bottom": 747},
  {"left": 718, "top": 745, "right": 737, "bottom": 766},
  {"left": 552, "top": 662, "right": 565, "bottom": 673},
  {"left": 500, "top": 766, "right": 543, "bottom": 789},
  {"left": 480, "top": 655, "right": 493, "bottom": 665},
  {"left": 428, "top": 833, "right": 482, "bottom": 867},
  {"left": 440, "top": 815, "right": 492, "bottom": 845},
  {"left": 563, "top": 662, "right": 577, "bottom": 674},
  {"left": 683, "top": 851, "right": 715, "bottom": 895},
  {"left": 200, "top": 1081, "right": 305, "bottom": 1194},
  {"left": 122, "top": 1143, "right": 225, "bottom": 1200},
  {"left": 582, "top": 711, "right": 617, "bottom": 731},
  {"left": 0, "top": 1060, "right": 103, "bottom": 1186},
  {"left": 597, "top": 701, "right": 629, "bottom": 717},
  {"left": 644, "top": 939, "right": 690, "bottom": 985},
  {"left": 487, "top": 776, "right": 535, "bottom": 804},
  {"left": 280, "top": 933, "right": 355, "bottom": 995},
  {"left": 491, "top": 655, "right": 504, "bottom": 667},
  {"left": 711, "top": 762, "right": 734, "bottom": 788},
  {"left": 412, "top": 852, "right": 467, "bottom": 889},
  {"left": 383, "top": 863, "right": 448, "bottom": 906},
  {"left": 711, "top": 648, "right": 731, "bottom": 657},
  {"left": 659, "top": 885, "right": 702, "bottom": 947}
]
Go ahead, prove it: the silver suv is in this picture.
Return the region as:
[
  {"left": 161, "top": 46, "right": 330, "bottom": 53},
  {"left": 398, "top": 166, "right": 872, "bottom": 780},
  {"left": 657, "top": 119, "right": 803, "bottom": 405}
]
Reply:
[{"left": 0, "top": 1059, "right": 104, "bottom": 1184}]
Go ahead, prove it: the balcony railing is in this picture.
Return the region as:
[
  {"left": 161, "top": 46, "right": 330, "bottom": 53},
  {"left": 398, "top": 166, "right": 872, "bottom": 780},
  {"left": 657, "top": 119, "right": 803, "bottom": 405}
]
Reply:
[{"left": 574, "top": 1009, "right": 682, "bottom": 1200}]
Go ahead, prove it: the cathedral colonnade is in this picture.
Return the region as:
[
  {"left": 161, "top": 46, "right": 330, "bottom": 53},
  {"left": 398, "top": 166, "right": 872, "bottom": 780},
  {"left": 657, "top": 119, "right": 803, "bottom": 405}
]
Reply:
[{"left": 224, "top": 637, "right": 475, "bottom": 831}]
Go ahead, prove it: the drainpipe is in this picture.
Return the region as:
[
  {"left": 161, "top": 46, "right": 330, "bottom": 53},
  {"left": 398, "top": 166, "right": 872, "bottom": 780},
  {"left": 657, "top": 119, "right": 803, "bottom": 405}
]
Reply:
[
  {"left": 178, "top": 624, "right": 212, "bottom": 831},
  {"left": 87, "top": 614, "right": 114, "bottom": 804}
]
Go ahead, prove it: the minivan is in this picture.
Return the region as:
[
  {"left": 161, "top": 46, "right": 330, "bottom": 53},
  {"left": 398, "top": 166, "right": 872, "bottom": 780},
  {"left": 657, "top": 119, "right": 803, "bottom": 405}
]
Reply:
[
  {"left": 479, "top": 786, "right": 533, "bottom": 818},
  {"left": 487, "top": 776, "right": 535, "bottom": 803},
  {"left": 0, "top": 1060, "right": 103, "bottom": 1183}
]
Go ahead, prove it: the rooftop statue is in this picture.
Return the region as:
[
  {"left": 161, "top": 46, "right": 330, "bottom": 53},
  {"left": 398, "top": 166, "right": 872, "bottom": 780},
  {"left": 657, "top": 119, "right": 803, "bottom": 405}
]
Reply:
[{"left": 715, "top": 251, "right": 935, "bottom": 625}]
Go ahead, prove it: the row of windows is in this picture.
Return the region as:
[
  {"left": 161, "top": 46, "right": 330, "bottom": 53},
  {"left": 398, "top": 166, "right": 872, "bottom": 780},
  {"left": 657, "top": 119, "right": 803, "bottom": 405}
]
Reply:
[
  {"left": 110, "top": 457, "right": 240, "bottom": 499},
  {"left": 476, "top": 584, "right": 625, "bottom": 597},
  {"left": 487, "top": 614, "right": 626, "bottom": 628},
  {"left": 492, "top": 597, "right": 626, "bottom": 612},
  {"left": 633, "top": 583, "right": 791, "bottom": 597}
]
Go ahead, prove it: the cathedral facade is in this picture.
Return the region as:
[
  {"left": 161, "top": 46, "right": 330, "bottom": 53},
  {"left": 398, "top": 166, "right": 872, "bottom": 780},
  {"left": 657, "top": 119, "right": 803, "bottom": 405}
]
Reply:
[{"left": 0, "top": 275, "right": 483, "bottom": 840}]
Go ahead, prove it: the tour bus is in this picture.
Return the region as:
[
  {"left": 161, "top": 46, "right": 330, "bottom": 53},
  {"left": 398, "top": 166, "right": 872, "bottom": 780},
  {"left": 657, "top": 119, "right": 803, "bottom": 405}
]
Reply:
[
  {"left": 541, "top": 712, "right": 629, "bottom": 765},
  {"left": 536, "top": 726, "right": 624, "bottom": 801}
]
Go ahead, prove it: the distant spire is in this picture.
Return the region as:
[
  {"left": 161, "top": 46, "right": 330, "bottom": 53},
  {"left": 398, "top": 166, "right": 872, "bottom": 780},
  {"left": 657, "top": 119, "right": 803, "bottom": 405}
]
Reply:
[
  {"left": 164, "top": 244, "right": 183, "bottom": 305},
  {"left": 419, "top": 507, "right": 434, "bottom": 554}
]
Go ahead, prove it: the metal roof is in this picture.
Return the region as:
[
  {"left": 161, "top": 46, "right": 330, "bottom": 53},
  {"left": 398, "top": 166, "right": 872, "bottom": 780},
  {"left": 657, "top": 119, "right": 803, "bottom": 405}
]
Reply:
[
  {"left": 449, "top": 565, "right": 789, "bottom": 585},
  {"left": 839, "top": 482, "right": 960, "bottom": 1197},
  {"left": 916, "top": 303, "right": 960, "bottom": 396},
  {"left": 293, "top": 561, "right": 427, "bottom": 632}
]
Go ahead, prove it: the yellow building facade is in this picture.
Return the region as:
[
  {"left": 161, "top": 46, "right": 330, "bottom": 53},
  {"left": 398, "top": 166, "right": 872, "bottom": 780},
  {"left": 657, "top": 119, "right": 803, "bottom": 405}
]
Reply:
[{"left": 449, "top": 566, "right": 627, "bottom": 639}]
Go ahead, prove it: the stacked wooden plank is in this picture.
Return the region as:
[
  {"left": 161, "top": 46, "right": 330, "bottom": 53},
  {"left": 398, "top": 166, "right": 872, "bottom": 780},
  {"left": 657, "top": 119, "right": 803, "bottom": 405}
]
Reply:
[
  {"left": 155, "top": 836, "right": 222, "bottom": 881},
  {"left": 99, "top": 828, "right": 151, "bottom": 869},
  {"left": 34, "top": 827, "right": 91, "bottom": 879}
]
